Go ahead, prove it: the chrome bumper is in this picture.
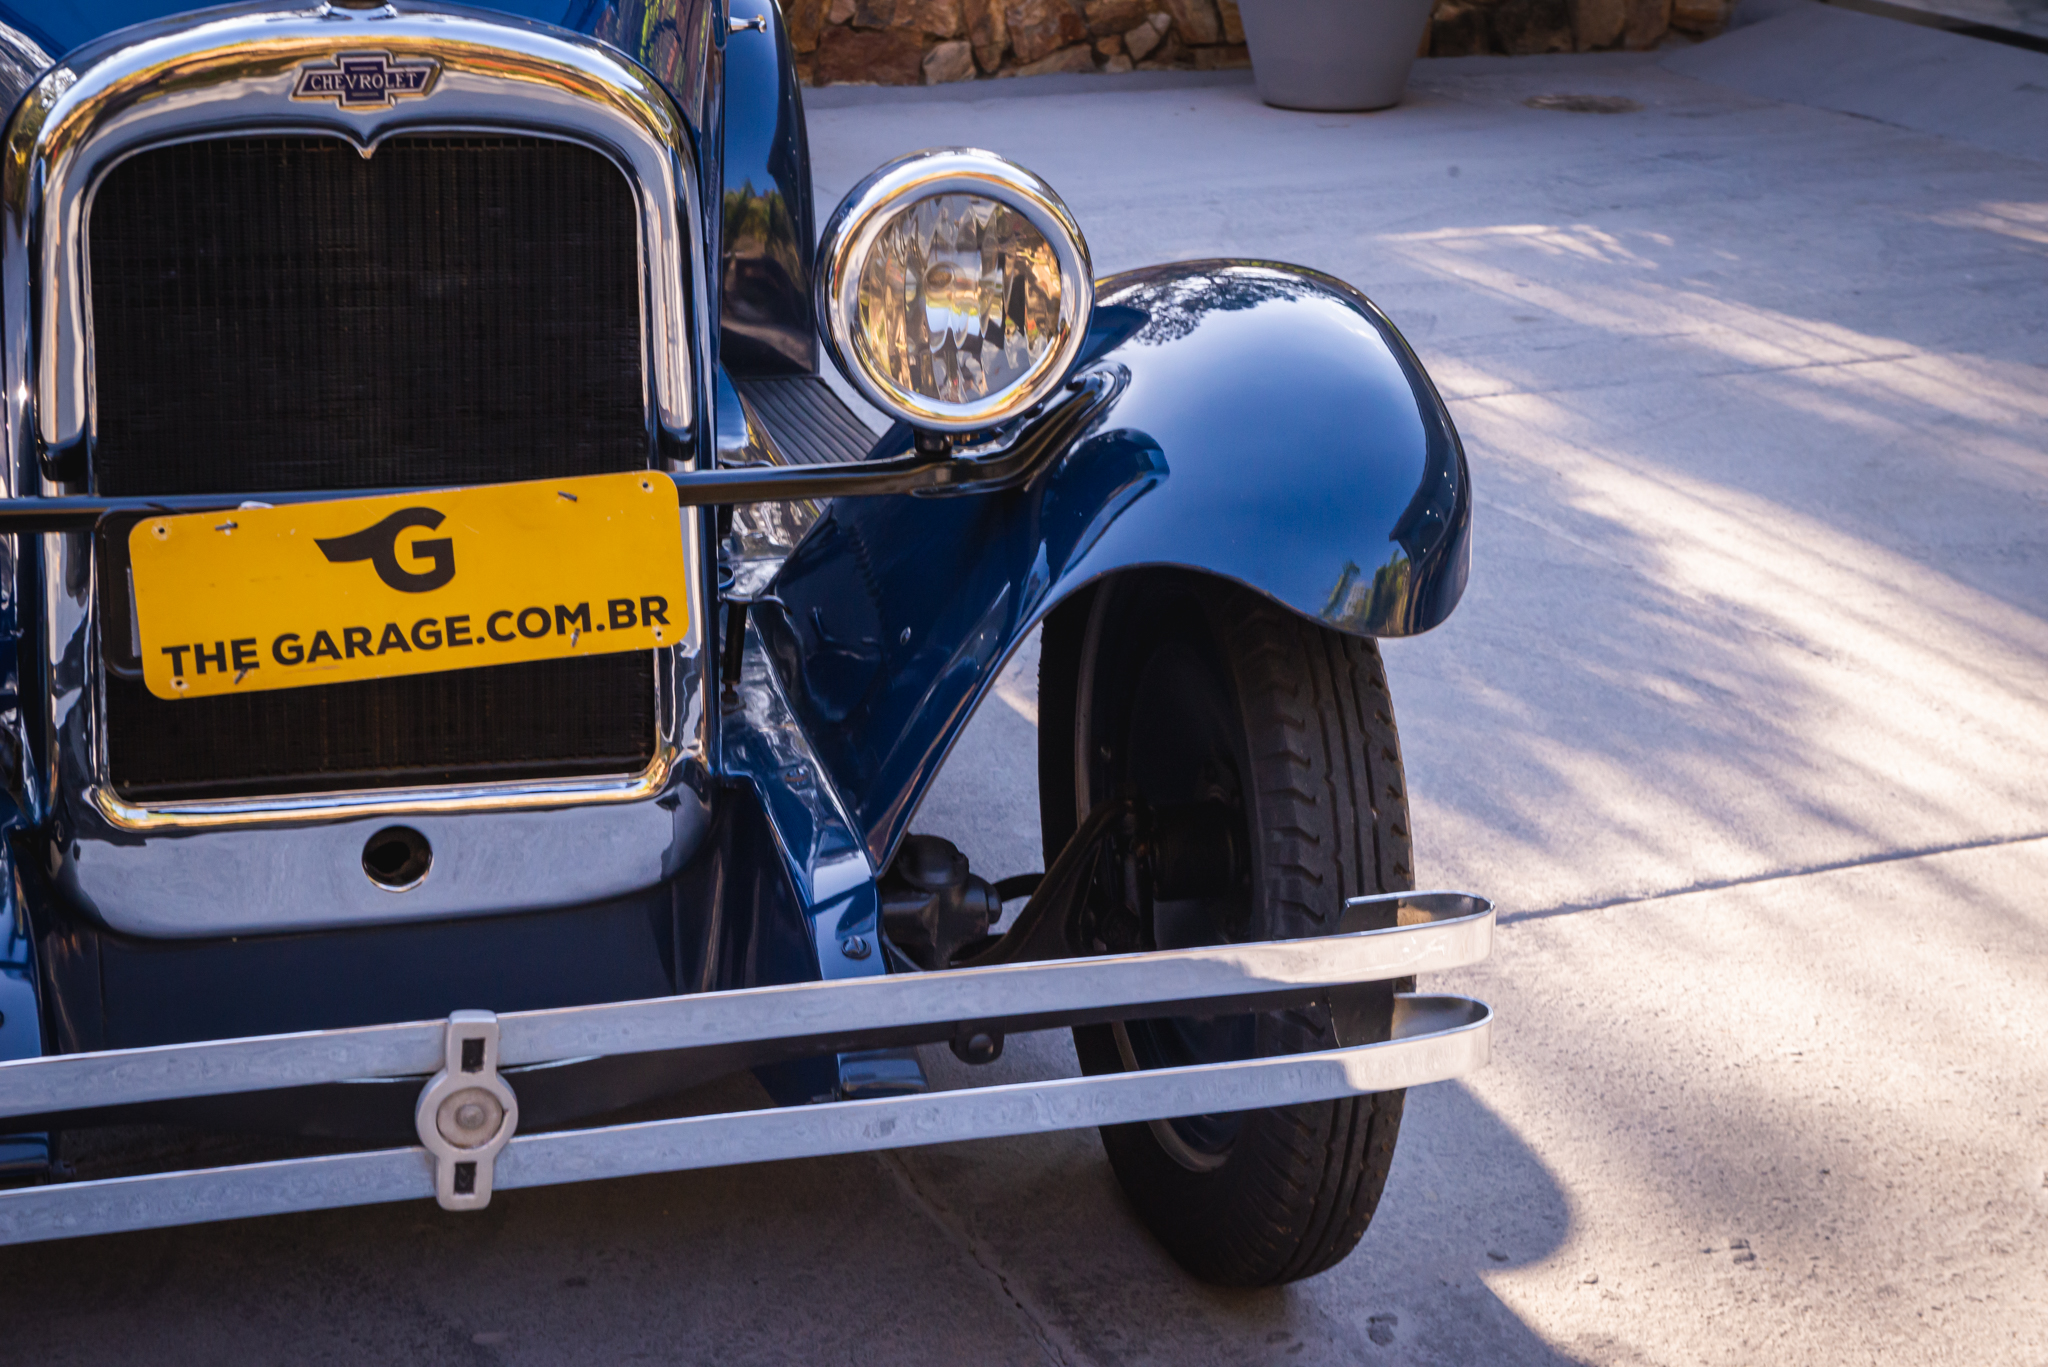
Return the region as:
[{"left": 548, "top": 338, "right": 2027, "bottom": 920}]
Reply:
[{"left": 0, "top": 892, "right": 1493, "bottom": 1246}]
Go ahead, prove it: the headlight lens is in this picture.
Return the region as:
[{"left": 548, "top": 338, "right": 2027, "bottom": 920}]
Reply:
[
  {"left": 856, "top": 193, "right": 1062, "bottom": 407},
  {"left": 817, "top": 150, "right": 1093, "bottom": 433}
]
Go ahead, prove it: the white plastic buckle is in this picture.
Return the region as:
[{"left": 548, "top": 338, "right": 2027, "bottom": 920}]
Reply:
[{"left": 414, "top": 1010, "right": 519, "bottom": 1211}]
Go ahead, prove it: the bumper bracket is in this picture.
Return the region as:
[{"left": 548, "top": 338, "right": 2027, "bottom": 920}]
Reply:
[{"left": 413, "top": 1010, "right": 519, "bottom": 1211}]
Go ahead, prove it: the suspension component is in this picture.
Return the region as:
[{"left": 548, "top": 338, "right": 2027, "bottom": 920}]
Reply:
[{"left": 880, "top": 835, "right": 1002, "bottom": 970}]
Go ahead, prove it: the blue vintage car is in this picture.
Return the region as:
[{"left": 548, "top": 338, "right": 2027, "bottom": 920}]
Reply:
[{"left": 0, "top": 0, "right": 1489, "bottom": 1284}]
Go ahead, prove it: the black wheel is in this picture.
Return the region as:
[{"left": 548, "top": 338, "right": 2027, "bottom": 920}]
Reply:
[{"left": 1039, "top": 571, "right": 1414, "bottom": 1287}]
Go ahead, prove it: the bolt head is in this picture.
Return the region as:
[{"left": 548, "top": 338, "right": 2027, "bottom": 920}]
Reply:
[{"left": 436, "top": 1087, "right": 506, "bottom": 1149}]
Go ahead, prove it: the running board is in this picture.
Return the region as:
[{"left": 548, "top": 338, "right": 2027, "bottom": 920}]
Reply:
[{"left": 0, "top": 892, "right": 1493, "bottom": 1246}]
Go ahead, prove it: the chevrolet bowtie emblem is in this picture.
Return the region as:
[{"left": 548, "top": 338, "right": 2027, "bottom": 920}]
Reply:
[{"left": 291, "top": 52, "right": 440, "bottom": 108}]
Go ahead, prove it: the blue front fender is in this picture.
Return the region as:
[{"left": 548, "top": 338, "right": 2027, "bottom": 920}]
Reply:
[{"left": 758, "top": 261, "right": 1471, "bottom": 865}]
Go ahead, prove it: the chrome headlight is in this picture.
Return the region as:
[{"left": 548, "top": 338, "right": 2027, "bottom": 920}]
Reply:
[{"left": 815, "top": 149, "right": 1094, "bottom": 433}]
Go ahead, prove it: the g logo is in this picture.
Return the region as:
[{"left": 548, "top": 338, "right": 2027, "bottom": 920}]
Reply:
[{"left": 316, "top": 507, "right": 455, "bottom": 593}]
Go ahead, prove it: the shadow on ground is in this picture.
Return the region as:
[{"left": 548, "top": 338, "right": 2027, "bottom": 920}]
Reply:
[{"left": 0, "top": 1065, "right": 1578, "bottom": 1366}]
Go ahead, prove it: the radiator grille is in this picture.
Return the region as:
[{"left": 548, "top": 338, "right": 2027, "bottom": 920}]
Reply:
[
  {"left": 87, "top": 135, "right": 663, "bottom": 801},
  {"left": 104, "top": 660, "right": 658, "bottom": 803},
  {"left": 89, "top": 135, "right": 649, "bottom": 494}
]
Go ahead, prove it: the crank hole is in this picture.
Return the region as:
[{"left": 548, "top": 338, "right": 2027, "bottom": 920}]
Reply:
[
  {"left": 950, "top": 1029, "right": 1004, "bottom": 1065},
  {"left": 363, "top": 826, "right": 432, "bottom": 891}
]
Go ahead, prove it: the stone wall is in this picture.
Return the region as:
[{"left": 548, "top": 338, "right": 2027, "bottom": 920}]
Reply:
[
  {"left": 789, "top": 0, "right": 1250, "bottom": 85},
  {"left": 1425, "top": 0, "right": 1729, "bottom": 55},
  {"left": 791, "top": 0, "right": 1729, "bottom": 85}
]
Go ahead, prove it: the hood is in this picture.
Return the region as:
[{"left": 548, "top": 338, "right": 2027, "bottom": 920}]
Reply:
[{"left": 0, "top": 0, "right": 721, "bottom": 139}]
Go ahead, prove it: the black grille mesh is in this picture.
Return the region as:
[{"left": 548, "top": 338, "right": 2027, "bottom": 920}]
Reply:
[
  {"left": 88, "top": 135, "right": 661, "bottom": 800},
  {"left": 104, "top": 659, "right": 658, "bottom": 802},
  {"left": 89, "top": 135, "right": 649, "bottom": 495}
]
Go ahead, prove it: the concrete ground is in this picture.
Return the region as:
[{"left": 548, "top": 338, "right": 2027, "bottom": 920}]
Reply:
[{"left": 7, "top": 6, "right": 2046, "bottom": 1363}]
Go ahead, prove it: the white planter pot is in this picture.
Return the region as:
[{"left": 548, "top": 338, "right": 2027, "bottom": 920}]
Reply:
[{"left": 1237, "top": 0, "right": 1436, "bottom": 111}]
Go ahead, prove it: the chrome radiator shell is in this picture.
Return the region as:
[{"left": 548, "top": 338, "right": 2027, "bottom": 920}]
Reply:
[{"left": 0, "top": 4, "right": 718, "bottom": 935}]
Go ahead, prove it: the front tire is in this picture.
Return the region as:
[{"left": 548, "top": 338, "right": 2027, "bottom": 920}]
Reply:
[{"left": 1040, "top": 572, "right": 1414, "bottom": 1286}]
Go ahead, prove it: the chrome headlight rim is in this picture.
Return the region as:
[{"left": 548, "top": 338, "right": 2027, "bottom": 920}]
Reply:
[{"left": 815, "top": 148, "right": 1094, "bottom": 434}]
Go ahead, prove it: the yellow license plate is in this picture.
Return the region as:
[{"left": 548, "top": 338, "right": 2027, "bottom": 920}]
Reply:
[{"left": 130, "top": 471, "right": 690, "bottom": 701}]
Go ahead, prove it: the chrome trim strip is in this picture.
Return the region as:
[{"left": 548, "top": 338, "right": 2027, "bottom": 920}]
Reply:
[
  {"left": 87, "top": 762, "right": 672, "bottom": 831},
  {"left": 0, "top": 993, "right": 1490, "bottom": 1246},
  {"left": 0, "top": 892, "right": 1493, "bottom": 1119}
]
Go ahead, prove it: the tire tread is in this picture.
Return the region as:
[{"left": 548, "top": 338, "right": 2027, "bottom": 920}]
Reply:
[{"left": 1046, "top": 576, "right": 1417, "bottom": 1287}]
